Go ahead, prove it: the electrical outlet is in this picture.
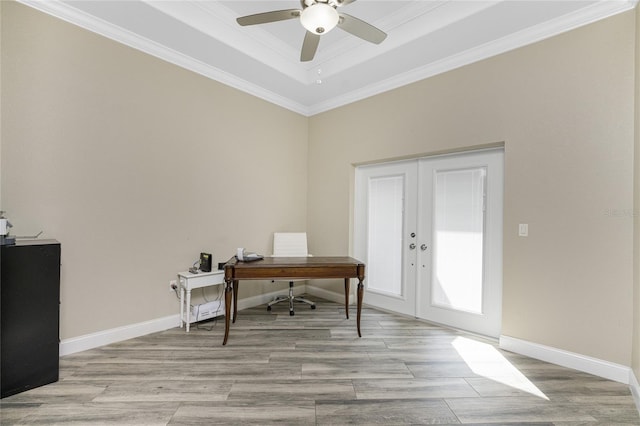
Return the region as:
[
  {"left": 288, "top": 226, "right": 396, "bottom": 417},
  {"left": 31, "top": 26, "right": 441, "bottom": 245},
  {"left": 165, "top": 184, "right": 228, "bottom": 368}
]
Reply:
[{"left": 169, "top": 280, "right": 177, "bottom": 292}]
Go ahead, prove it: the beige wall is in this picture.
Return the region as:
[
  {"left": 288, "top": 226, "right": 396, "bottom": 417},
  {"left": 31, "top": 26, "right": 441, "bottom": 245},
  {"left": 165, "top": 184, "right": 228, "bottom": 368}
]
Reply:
[
  {"left": 1, "top": 2, "right": 308, "bottom": 339},
  {"left": 634, "top": 4, "right": 640, "bottom": 381},
  {"left": 308, "top": 11, "right": 635, "bottom": 365}
]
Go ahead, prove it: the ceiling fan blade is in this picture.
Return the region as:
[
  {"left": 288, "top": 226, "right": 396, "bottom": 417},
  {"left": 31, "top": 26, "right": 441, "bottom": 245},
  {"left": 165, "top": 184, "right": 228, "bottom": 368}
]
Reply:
[
  {"left": 336, "top": 0, "right": 357, "bottom": 6},
  {"left": 301, "top": 31, "right": 321, "bottom": 62},
  {"left": 337, "top": 13, "right": 387, "bottom": 44},
  {"left": 237, "top": 9, "right": 300, "bottom": 26}
]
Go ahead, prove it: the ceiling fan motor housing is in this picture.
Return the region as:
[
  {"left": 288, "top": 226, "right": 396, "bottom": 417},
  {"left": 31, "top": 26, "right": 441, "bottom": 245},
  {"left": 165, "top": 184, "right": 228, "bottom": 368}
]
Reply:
[
  {"left": 302, "top": 0, "right": 343, "bottom": 7},
  {"left": 301, "top": 0, "right": 340, "bottom": 35}
]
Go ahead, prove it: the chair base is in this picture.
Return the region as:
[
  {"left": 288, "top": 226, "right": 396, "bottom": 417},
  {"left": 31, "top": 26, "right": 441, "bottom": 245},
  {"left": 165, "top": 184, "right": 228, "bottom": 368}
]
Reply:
[{"left": 267, "top": 282, "right": 316, "bottom": 316}]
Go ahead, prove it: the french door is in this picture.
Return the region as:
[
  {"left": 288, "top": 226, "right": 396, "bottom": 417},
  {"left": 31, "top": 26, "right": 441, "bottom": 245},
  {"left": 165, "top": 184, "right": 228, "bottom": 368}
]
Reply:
[
  {"left": 353, "top": 161, "right": 418, "bottom": 315},
  {"left": 354, "top": 149, "right": 503, "bottom": 337}
]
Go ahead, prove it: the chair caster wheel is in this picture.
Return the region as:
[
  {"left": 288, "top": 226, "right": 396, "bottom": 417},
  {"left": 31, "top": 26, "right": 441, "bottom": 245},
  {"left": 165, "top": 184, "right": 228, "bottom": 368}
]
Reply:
[
  {"left": 290, "top": 311, "right": 295, "bottom": 316},
  {"left": 311, "top": 305, "right": 316, "bottom": 309},
  {"left": 267, "top": 305, "right": 272, "bottom": 311}
]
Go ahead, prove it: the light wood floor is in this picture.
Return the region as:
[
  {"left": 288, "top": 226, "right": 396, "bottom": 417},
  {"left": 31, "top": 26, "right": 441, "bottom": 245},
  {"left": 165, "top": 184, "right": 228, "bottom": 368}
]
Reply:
[{"left": 2, "top": 297, "right": 639, "bottom": 425}]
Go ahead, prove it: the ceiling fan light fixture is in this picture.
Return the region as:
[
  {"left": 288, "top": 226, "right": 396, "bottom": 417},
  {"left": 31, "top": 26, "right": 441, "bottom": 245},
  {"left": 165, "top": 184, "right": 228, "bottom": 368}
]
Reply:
[{"left": 300, "top": 3, "right": 339, "bottom": 35}]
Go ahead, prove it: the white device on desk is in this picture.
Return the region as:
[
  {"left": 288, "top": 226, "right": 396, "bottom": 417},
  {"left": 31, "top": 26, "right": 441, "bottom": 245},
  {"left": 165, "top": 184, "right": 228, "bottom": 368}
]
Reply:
[
  {"left": 236, "top": 247, "right": 263, "bottom": 261},
  {"left": 177, "top": 269, "right": 225, "bottom": 332}
]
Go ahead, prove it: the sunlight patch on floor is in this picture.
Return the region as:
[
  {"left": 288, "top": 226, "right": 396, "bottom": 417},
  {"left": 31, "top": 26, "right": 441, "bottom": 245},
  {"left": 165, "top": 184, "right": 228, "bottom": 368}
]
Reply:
[{"left": 452, "top": 336, "right": 549, "bottom": 400}]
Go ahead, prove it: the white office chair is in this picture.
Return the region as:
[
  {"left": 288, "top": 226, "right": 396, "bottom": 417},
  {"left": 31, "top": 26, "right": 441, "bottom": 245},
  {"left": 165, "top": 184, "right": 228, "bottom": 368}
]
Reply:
[{"left": 267, "top": 232, "right": 316, "bottom": 316}]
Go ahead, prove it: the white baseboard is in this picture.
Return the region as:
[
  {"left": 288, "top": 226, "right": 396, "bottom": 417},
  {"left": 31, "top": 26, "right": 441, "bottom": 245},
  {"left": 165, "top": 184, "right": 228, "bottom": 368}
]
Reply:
[
  {"left": 306, "top": 284, "right": 354, "bottom": 305},
  {"left": 630, "top": 369, "right": 640, "bottom": 416},
  {"left": 499, "top": 335, "right": 631, "bottom": 384},
  {"left": 59, "top": 286, "right": 310, "bottom": 356},
  {"left": 60, "top": 314, "right": 181, "bottom": 356}
]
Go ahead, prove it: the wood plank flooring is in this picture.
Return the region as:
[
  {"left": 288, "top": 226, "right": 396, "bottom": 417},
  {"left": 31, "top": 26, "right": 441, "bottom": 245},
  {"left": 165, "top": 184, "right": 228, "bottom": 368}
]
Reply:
[{"left": 1, "top": 297, "right": 638, "bottom": 425}]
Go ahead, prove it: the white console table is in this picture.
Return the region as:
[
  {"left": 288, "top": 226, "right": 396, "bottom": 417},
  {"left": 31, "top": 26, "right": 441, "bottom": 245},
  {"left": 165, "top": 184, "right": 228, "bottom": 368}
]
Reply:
[{"left": 178, "top": 270, "right": 225, "bottom": 332}]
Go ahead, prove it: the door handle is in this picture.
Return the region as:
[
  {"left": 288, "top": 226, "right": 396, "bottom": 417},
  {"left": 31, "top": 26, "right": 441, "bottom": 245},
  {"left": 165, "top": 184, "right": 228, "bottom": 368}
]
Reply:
[
  {"left": 409, "top": 243, "right": 416, "bottom": 250},
  {"left": 420, "top": 244, "right": 427, "bottom": 251}
]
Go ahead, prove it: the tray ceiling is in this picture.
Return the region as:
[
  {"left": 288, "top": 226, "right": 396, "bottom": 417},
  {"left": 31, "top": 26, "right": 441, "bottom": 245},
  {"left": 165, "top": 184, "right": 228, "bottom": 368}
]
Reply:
[{"left": 18, "top": 0, "right": 637, "bottom": 116}]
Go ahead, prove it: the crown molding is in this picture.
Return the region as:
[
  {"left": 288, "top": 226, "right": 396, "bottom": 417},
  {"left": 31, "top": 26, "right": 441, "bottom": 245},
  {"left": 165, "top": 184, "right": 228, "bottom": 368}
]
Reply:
[
  {"left": 17, "top": 0, "right": 638, "bottom": 117},
  {"left": 17, "top": 0, "right": 311, "bottom": 115},
  {"left": 308, "top": 0, "right": 638, "bottom": 115}
]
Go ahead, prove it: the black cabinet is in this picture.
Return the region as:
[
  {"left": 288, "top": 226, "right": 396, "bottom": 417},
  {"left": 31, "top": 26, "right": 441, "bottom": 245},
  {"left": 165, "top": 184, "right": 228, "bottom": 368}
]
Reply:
[{"left": 1, "top": 240, "right": 61, "bottom": 398}]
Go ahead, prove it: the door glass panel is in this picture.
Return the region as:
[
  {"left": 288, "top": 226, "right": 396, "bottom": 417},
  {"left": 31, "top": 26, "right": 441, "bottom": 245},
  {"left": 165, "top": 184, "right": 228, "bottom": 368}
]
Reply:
[
  {"left": 367, "top": 175, "right": 403, "bottom": 296},
  {"left": 432, "top": 167, "right": 486, "bottom": 313}
]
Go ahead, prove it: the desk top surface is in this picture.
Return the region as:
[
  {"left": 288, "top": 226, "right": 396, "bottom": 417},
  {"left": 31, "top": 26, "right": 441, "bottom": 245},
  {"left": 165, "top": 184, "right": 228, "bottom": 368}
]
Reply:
[{"left": 225, "top": 256, "right": 364, "bottom": 269}]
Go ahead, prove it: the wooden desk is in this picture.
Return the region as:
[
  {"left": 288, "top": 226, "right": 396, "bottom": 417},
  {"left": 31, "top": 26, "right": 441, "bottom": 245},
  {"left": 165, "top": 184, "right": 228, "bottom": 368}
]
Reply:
[{"left": 222, "top": 256, "right": 365, "bottom": 345}]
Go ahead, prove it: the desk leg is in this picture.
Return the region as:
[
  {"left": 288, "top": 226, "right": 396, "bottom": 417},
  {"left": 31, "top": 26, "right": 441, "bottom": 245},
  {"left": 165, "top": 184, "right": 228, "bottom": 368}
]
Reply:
[
  {"left": 344, "top": 278, "right": 350, "bottom": 319},
  {"left": 357, "top": 278, "right": 364, "bottom": 338},
  {"left": 223, "top": 279, "right": 233, "bottom": 345},
  {"left": 232, "top": 280, "right": 239, "bottom": 323}
]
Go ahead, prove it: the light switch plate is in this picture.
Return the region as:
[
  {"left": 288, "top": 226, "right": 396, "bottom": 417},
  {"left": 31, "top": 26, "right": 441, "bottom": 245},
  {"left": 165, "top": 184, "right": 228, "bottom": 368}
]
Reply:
[{"left": 518, "top": 224, "right": 528, "bottom": 237}]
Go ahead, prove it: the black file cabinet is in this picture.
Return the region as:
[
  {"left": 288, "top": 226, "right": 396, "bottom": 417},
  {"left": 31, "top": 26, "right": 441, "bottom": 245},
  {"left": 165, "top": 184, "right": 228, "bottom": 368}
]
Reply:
[{"left": 1, "top": 240, "right": 61, "bottom": 398}]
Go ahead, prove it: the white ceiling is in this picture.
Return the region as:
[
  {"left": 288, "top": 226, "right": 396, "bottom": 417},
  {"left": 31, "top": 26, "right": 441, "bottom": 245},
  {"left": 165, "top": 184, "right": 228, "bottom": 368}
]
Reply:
[{"left": 19, "top": 0, "right": 637, "bottom": 116}]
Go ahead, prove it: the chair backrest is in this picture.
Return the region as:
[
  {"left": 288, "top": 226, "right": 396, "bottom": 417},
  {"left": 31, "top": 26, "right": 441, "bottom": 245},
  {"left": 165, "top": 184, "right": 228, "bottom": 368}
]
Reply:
[{"left": 273, "top": 232, "right": 308, "bottom": 257}]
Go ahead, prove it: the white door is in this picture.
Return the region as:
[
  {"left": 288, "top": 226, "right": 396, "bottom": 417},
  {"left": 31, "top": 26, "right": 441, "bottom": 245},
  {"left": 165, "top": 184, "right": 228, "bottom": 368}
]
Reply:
[
  {"left": 354, "top": 160, "right": 418, "bottom": 316},
  {"left": 354, "top": 149, "right": 503, "bottom": 337},
  {"left": 417, "top": 150, "right": 503, "bottom": 337}
]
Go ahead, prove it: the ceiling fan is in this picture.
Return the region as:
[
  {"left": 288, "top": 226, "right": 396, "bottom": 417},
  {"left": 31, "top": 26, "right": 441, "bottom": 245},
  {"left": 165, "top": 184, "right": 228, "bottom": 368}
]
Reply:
[{"left": 236, "top": 0, "right": 387, "bottom": 62}]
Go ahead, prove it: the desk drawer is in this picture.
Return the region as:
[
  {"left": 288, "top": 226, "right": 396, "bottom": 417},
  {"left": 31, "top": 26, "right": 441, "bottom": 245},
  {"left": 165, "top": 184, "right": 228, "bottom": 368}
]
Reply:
[{"left": 233, "top": 265, "right": 358, "bottom": 280}]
